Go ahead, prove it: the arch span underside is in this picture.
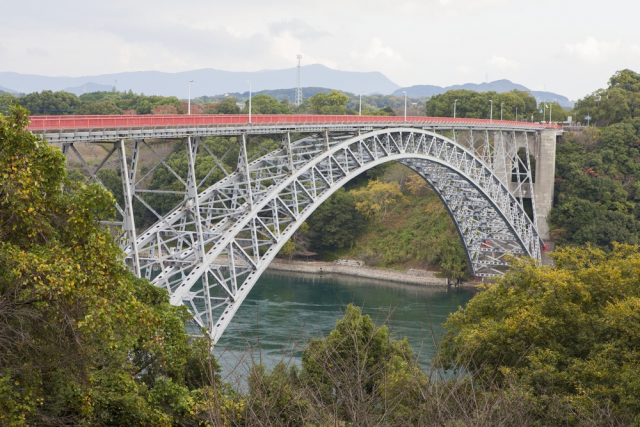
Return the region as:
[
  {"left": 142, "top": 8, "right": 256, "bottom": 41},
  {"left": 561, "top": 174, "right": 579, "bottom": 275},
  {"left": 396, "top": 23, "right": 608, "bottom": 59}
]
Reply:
[{"left": 118, "top": 128, "right": 542, "bottom": 343}]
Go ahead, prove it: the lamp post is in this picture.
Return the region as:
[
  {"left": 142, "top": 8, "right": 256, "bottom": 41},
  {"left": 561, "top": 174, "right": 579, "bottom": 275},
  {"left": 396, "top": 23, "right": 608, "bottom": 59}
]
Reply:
[
  {"left": 359, "top": 93, "right": 362, "bottom": 116},
  {"left": 454, "top": 99, "right": 458, "bottom": 118},
  {"left": 489, "top": 100, "right": 493, "bottom": 123},
  {"left": 544, "top": 104, "right": 548, "bottom": 123},
  {"left": 403, "top": 91, "right": 407, "bottom": 121},
  {"left": 188, "top": 80, "right": 194, "bottom": 115},
  {"left": 500, "top": 102, "right": 504, "bottom": 121},
  {"left": 549, "top": 103, "right": 553, "bottom": 124},
  {"left": 515, "top": 107, "right": 518, "bottom": 121},
  {"left": 247, "top": 81, "right": 252, "bottom": 124}
]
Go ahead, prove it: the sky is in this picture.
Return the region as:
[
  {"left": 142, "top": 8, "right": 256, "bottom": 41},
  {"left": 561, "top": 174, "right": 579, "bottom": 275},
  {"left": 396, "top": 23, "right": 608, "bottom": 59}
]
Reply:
[{"left": 1, "top": 0, "right": 639, "bottom": 100}]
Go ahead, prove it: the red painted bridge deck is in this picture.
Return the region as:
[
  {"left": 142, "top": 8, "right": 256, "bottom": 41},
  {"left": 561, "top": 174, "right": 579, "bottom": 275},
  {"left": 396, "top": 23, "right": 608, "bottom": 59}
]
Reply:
[{"left": 28, "top": 114, "right": 562, "bottom": 132}]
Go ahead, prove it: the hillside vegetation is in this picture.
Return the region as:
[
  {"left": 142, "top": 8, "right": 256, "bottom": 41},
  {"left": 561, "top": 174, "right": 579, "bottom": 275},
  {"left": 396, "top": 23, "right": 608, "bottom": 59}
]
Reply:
[
  {"left": 550, "top": 70, "right": 640, "bottom": 247},
  {"left": 295, "top": 163, "right": 468, "bottom": 280}
]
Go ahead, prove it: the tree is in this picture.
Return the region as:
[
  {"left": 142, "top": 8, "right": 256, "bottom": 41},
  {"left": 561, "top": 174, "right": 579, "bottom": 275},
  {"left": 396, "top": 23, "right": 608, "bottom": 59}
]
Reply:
[
  {"left": 350, "top": 179, "right": 403, "bottom": 222},
  {"left": 309, "top": 90, "right": 349, "bottom": 114},
  {"left": 216, "top": 97, "right": 240, "bottom": 114},
  {"left": 306, "top": 189, "right": 365, "bottom": 251},
  {"left": 300, "top": 304, "right": 419, "bottom": 425},
  {"left": 0, "top": 94, "right": 17, "bottom": 114},
  {"left": 425, "top": 89, "right": 538, "bottom": 121},
  {"left": 243, "top": 94, "right": 290, "bottom": 114},
  {"left": 19, "top": 90, "right": 81, "bottom": 115},
  {"left": 152, "top": 104, "right": 178, "bottom": 114},
  {"left": 573, "top": 69, "right": 640, "bottom": 126},
  {"left": 439, "top": 244, "right": 640, "bottom": 422},
  {"left": 76, "top": 100, "right": 123, "bottom": 115},
  {"left": 0, "top": 106, "right": 226, "bottom": 425},
  {"left": 549, "top": 117, "right": 640, "bottom": 246}
]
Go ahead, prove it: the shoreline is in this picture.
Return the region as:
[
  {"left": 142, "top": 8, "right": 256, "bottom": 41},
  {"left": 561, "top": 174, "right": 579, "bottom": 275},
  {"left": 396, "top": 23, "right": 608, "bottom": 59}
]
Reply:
[{"left": 267, "top": 259, "right": 463, "bottom": 287}]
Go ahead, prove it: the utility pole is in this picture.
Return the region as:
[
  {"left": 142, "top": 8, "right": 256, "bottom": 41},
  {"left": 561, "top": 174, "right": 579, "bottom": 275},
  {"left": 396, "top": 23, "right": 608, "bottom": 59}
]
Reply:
[
  {"left": 295, "top": 54, "right": 303, "bottom": 106},
  {"left": 188, "top": 80, "right": 193, "bottom": 115},
  {"left": 403, "top": 91, "right": 407, "bottom": 121},
  {"left": 247, "top": 81, "right": 252, "bottom": 123},
  {"left": 489, "top": 100, "right": 493, "bottom": 123}
]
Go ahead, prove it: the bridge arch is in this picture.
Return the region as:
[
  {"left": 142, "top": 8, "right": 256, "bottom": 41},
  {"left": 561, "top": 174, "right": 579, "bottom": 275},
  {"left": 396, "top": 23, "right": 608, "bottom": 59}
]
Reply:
[{"left": 125, "top": 127, "right": 542, "bottom": 342}]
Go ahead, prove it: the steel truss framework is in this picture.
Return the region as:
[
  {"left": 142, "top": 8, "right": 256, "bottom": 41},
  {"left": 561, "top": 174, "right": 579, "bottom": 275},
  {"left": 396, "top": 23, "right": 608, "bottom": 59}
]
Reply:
[{"left": 61, "top": 126, "right": 541, "bottom": 343}]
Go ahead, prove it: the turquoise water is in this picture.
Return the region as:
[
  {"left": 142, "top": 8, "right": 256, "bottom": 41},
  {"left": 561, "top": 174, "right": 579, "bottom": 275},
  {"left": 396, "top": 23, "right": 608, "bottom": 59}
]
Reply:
[{"left": 214, "top": 271, "right": 475, "bottom": 374}]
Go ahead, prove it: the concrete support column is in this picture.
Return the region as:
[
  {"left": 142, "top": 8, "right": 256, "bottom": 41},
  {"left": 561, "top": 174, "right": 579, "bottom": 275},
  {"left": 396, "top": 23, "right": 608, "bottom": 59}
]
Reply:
[{"left": 533, "top": 129, "right": 557, "bottom": 241}]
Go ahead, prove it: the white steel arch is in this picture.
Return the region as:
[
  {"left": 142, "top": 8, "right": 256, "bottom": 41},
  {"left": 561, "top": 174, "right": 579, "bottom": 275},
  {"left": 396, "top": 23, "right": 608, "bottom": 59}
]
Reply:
[{"left": 120, "top": 127, "right": 541, "bottom": 343}]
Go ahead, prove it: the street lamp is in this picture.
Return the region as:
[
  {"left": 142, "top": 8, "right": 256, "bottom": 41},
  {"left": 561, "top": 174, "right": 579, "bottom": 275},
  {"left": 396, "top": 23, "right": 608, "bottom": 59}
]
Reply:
[
  {"left": 489, "top": 100, "right": 493, "bottom": 123},
  {"left": 549, "top": 103, "right": 553, "bottom": 124},
  {"left": 454, "top": 99, "right": 458, "bottom": 118},
  {"left": 515, "top": 107, "right": 518, "bottom": 121},
  {"left": 247, "top": 81, "right": 252, "bottom": 124},
  {"left": 544, "top": 104, "right": 549, "bottom": 123},
  {"left": 500, "top": 102, "right": 504, "bottom": 121},
  {"left": 403, "top": 91, "right": 407, "bottom": 121},
  {"left": 188, "top": 80, "right": 194, "bottom": 115},
  {"left": 359, "top": 93, "right": 362, "bottom": 116}
]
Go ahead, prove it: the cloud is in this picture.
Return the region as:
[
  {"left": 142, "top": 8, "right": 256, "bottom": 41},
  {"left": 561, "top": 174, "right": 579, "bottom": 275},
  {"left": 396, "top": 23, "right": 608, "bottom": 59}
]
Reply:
[
  {"left": 486, "top": 55, "right": 520, "bottom": 70},
  {"left": 27, "top": 47, "right": 49, "bottom": 58},
  {"left": 268, "top": 19, "right": 330, "bottom": 41},
  {"left": 353, "top": 37, "right": 405, "bottom": 64},
  {"left": 564, "top": 37, "right": 620, "bottom": 63}
]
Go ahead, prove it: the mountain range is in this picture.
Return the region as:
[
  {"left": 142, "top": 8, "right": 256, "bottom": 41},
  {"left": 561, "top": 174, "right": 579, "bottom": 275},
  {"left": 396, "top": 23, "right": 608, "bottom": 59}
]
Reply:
[
  {"left": 394, "top": 80, "right": 573, "bottom": 107},
  {"left": 0, "top": 65, "right": 574, "bottom": 108}
]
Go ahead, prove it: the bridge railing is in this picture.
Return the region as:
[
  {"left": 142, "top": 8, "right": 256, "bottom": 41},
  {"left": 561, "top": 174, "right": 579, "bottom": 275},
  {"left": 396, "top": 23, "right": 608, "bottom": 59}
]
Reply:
[{"left": 28, "top": 114, "right": 562, "bottom": 132}]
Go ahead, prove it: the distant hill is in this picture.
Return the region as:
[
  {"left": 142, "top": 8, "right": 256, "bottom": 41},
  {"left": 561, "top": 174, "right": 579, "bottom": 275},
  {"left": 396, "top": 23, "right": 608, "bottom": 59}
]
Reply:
[
  {"left": 63, "top": 82, "right": 114, "bottom": 96},
  {"left": 0, "top": 65, "right": 401, "bottom": 99},
  {"left": 0, "top": 68, "right": 574, "bottom": 108},
  {"left": 0, "top": 85, "right": 17, "bottom": 94},
  {"left": 394, "top": 79, "right": 574, "bottom": 108},
  {"left": 203, "top": 87, "right": 336, "bottom": 102}
]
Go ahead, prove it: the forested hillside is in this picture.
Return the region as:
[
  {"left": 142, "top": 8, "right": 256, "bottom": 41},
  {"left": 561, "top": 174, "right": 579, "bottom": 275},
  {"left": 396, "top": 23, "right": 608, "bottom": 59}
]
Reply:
[{"left": 550, "top": 70, "right": 640, "bottom": 247}]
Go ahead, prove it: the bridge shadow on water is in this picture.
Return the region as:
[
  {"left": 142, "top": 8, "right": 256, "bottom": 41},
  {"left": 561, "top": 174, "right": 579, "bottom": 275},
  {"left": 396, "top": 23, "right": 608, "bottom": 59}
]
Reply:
[{"left": 213, "top": 271, "right": 475, "bottom": 380}]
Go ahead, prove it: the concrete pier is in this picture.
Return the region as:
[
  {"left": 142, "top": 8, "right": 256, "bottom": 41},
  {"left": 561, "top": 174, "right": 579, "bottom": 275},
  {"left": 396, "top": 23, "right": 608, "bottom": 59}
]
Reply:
[{"left": 533, "top": 129, "right": 559, "bottom": 241}]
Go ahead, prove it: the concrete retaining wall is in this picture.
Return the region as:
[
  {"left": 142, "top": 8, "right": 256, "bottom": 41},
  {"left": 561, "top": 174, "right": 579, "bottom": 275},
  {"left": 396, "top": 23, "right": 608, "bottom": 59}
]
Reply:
[{"left": 267, "top": 261, "right": 449, "bottom": 287}]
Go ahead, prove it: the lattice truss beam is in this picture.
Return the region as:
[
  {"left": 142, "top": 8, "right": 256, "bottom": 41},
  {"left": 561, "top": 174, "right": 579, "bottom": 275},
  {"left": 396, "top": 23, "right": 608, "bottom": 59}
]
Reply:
[{"left": 61, "top": 127, "right": 541, "bottom": 343}]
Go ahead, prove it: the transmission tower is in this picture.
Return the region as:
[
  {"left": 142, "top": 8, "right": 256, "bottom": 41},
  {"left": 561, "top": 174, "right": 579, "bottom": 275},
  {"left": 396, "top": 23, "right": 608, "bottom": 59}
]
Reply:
[{"left": 295, "top": 54, "right": 303, "bottom": 106}]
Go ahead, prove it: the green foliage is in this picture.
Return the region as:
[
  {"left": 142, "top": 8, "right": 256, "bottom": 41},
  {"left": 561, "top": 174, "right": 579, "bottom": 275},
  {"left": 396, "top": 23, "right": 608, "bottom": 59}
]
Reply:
[
  {"left": 217, "top": 97, "right": 241, "bottom": 114},
  {"left": 306, "top": 188, "right": 365, "bottom": 251},
  {"left": 351, "top": 179, "right": 403, "bottom": 222},
  {"left": 439, "top": 244, "right": 640, "bottom": 421},
  {"left": 309, "top": 90, "right": 349, "bottom": 114},
  {"left": 18, "top": 90, "right": 81, "bottom": 115},
  {"left": 550, "top": 117, "right": 640, "bottom": 247},
  {"left": 425, "top": 89, "right": 538, "bottom": 121},
  {"left": 0, "top": 93, "right": 18, "bottom": 114},
  {"left": 301, "top": 304, "right": 418, "bottom": 423},
  {"left": 76, "top": 100, "right": 123, "bottom": 115},
  {"left": 0, "top": 106, "right": 225, "bottom": 425},
  {"left": 573, "top": 69, "right": 640, "bottom": 126},
  {"left": 245, "top": 363, "right": 306, "bottom": 425},
  {"left": 243, "top": 94, "right": 290, "bottom": 114}
]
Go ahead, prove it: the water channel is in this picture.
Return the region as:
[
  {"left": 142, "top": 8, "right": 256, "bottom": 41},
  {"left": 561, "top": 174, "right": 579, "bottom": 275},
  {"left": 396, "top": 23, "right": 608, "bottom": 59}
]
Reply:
[{"left": 214, "top": 271, "right": 475, "bottom": 376}]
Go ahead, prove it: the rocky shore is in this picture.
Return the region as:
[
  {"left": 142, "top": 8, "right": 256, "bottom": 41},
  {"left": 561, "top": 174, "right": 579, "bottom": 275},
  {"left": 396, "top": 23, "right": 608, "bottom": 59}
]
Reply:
[{"left": 267, "top": 259, "right": 450, "bottom": 287}]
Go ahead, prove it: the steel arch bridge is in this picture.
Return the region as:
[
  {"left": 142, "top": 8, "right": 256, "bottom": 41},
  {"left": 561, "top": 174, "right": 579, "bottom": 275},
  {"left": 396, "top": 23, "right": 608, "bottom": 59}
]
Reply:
[{"left": 30, "top": 115, "right": 558, "bottom": 343}]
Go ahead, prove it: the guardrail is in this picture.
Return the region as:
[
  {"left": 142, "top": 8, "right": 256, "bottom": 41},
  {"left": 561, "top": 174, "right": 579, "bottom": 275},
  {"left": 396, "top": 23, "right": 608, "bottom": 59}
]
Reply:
[{"left": 28, "top": 114, "right": 563, "bottom": 132}]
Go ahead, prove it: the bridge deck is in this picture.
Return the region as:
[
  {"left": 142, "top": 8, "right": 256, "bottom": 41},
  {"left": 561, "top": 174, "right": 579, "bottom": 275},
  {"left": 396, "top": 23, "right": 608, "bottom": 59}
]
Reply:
[{"left": 28, "top": 114, "right": 561, "bottom": 143}]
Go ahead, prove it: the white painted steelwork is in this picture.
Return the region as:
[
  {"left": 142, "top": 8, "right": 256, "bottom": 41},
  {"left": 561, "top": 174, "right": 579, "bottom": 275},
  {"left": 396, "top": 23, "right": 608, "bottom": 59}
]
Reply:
[{"left": 54, "top": 124, "right": 541, "bottom": 343}]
